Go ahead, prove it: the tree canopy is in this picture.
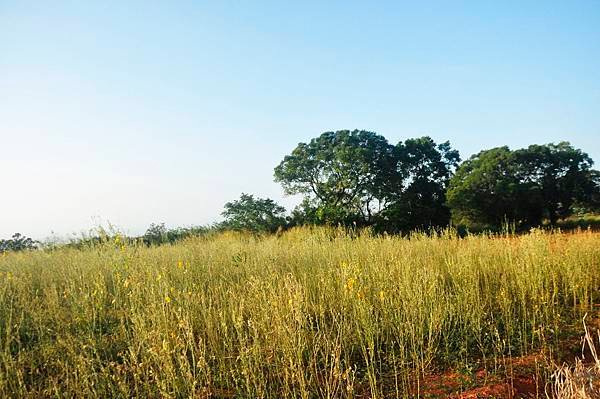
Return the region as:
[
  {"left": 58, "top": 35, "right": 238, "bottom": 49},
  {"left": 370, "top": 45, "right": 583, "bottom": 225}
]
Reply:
[
  {"left": 220, "top": 193, "right": 287, "bottom": 233},
  {"left": 274, "top": 130, "right": 397, "bottom": 224},
  {"left": 274, "top": 130, "right": 460, "bottom": 231},
  {"left": 447, "top": 142, "right": 599, "bottom": 229},
  {"left": 379, "top": 137, "right": 460, "bottom": 232},
  {"left": 0, "top": 233, "right": 38, "bottom": 253}
]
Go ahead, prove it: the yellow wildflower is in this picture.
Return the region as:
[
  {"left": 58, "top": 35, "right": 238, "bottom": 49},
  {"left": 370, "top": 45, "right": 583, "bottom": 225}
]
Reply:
[
  {"left": 165, "top": 295, "right": 171, "bottom": 304},
  {"left": 346, "top": 277, "right": 356, "bottom": 291}
]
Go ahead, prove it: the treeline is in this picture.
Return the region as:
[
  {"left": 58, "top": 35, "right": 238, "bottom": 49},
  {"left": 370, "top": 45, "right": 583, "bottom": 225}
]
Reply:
[
  {"left": 0, "top": 224, "right": 216, "bottom": 253},
  {"left": 222, "top": 130, "right": 600, "bottom": 234},
  {"left": 0, "top": 234, "right": 38, "bottom": 253},
  {"left": 2, "top": 130, "right": 599, "bottom": 252},
  {"left": 62, "top": 223, "right": 216, "bottom": 250}
]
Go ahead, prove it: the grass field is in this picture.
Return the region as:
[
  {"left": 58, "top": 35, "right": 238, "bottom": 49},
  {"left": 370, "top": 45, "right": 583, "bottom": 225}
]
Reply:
[{"left": 1, "top": 227, "right": 599, "bottom": 398}]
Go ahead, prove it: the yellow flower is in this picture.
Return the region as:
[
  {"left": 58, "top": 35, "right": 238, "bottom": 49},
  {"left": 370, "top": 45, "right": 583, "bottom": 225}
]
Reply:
[
  {"left": 379, "top": 290, "right": 385, "bottom": 301},
  {"left": 165, "top": 295, "right": 171, "bottom": 304},
  {"left": 177, "top": 260, "right": 183, "bottom": 268},
  {"left": 346, "top": 277, "right": 356, "bottom": 291}
]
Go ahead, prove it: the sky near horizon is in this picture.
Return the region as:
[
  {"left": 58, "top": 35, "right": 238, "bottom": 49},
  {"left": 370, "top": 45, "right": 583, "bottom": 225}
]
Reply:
[{"left": 1, "top": 1, "right": 599, "bottom": 240}]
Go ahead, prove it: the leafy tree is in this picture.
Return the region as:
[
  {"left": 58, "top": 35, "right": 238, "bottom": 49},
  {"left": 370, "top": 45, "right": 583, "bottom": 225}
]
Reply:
[
  {"left": 274, "top": 130, "right": 396, "bottom": 224},
  {"left": 143, "top": 223, "right": 169, "bottom": 245},
  {"left": 514, "top": 142, "right": 596, "bottom": 224},
  {"left": 447, "top": 147, "right": 524, "bottom": 228},
  {"left": 447, "top": 142, "right": 599, "bottom": 229},
  {"left": 379, "top": 137, "right": 460, "bottom": 231},
  {"left": 275, "top": 130, "right": 460, "bottom": 231},
  {"left": 288, "top": 197, "right": 335, "bottom": 226},
  {"left": 220, "top": 193, "right": 287, "bottom": 233},
  {"left": 587, "top": 170, "right": 600, "bottom": 212},
  {"left": 143, "top": 223, "right": 211, "bottom": 245},
  {"left": 0, "top": 233, "right": 38, "bottom": 253}
]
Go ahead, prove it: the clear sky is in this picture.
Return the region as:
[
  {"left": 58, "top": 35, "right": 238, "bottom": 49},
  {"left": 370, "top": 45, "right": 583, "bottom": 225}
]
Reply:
[{"left": 1, "top": 1, "right": 599, "bottom": 240}]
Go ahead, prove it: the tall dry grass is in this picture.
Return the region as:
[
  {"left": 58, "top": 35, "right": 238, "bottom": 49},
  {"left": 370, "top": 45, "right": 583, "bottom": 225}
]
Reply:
[
  {"left": 0, "top": 227, "right": 599, "bottom": 398},
  {"left": 550, "top": 316, "right": 600, "bottom": 398}
]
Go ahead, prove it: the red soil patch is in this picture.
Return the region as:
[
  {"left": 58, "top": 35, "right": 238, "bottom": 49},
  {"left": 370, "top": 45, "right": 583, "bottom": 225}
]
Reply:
[
  {"left": 414, "top": 361, "right": 542, "bottom": 398},
  {"left": 411, "top": 313, "right": 600, "bottom": 398}
]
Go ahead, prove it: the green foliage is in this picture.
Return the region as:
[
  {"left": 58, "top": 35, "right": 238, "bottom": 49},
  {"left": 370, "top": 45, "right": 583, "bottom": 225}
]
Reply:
[
  {"left": 142, "top": 223, "right": 211, "bottom": 246},
  {"left": 275, "top": 130, "right": 460, "bottom": 231},
  {"left": 447, "top": 147, "right": 525, "bottom": 228},
  {"left": 220, "top": 193, "right": 287, "bottom": 233},
  {"left": 288, "top": 197, "right": 361, "bottom": 227},
  {"left": 378, "top": 137, "right": 461, "bottom": 232},
  {"left": 0, "top": 233, "right": 38, "bottom": 253},
  {"left": 448, "top": 142, "right": 599, "bottom": 229},
  {"left": 274, "top": 130, "right": 396, "bottom": 225},
  {"left": 514, "top": 142, "right": 597, "bottom": 224}
]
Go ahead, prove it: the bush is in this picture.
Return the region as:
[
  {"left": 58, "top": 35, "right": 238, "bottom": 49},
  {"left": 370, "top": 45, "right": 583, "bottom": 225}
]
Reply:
[{"left": 0, "top": 233, "right": 38, "bottom": 253}]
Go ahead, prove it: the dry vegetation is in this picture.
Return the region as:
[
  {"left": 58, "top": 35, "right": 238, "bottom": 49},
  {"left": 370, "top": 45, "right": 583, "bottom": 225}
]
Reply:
[
  {"left": 551, "top": 316, "right": 600, "bottom": 399},
  {"left": 0, "top": 227, "right": 599, "bottom": 398}
]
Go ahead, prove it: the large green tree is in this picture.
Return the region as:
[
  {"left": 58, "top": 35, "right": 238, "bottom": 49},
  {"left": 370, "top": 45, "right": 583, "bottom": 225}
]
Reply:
[
  {"left": 274, "top": 130, "right": 397, "bottom": 224},
  {"left": 220, "top": 193, "right": 287, "bottom": 233},
  {"left": 379, "top": 137, "right": 460, "bottom": 231},
  {"left": 275, "top": 130, "right": 460, "bottom": 230},
  {"left": 447, "top": 142, "right": 598, "bottom": 228},
  {"left": 0, "top": 233, "right": 38, "bottom": 253},
  {"left": 447, "top": 147, "right": 529, "bottom": 228},
  {"left": 514, "top": 142, "right": 596, "bottom": 224}
]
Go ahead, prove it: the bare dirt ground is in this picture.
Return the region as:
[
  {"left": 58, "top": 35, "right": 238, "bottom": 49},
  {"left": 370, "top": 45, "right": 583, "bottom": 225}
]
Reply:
[{"left": 411, "top": 310, "right": 600, "bottom": 398}]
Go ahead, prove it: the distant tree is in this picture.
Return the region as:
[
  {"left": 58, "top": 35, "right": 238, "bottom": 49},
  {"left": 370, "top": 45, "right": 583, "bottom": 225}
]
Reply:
[
  {"left": 447, "top": 142, "right": 599, "bottom": 229},
  {"left": 379, "top": 137, "right": 461, "bottom": 231},
  {"left": 274, "top": 130, "right": 396, "bottom": 225},
  {"left": 513, "top": 142, "right": 597, "bottom": 224},
  {"left": 288, "top": 198, "right": 324, "bottom": 226},
  {"left": 447, "top": 147, "right": 521, "bottom": 228},
  {"left": 275, "top": 130, "right": 460, "bottom": 231},
  {"left": 0, "top": 233, "right": 38, "bottom": 253},
  {"left": 220, "top": 193, "right": 287, "bottom": 233},
  {"left": 587, "top": 170, "right": 600, "bottom": 212},
  {"left": 143, "top": 223, "right": 169, "bottom": 245},
  {"left": 142, "top": 223, "right": 211, "bottom": 245}
]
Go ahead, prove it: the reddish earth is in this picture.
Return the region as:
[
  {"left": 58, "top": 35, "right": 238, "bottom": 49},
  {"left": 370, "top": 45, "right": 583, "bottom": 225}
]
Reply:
[
  {"left": 412, "top": 356, "right": 544, "bottom": 398},
  {"left": 411, "top": 311, "right": 600, "bottom": 398},
  {"left": 205, "top": 311, "right": 600, "bottom": 398}
]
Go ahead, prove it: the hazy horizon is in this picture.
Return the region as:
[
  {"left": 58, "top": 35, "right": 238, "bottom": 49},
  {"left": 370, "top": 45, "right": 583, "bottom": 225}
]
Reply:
[{"left": 2, "top": 1, "right": 599, "bottom": 240}]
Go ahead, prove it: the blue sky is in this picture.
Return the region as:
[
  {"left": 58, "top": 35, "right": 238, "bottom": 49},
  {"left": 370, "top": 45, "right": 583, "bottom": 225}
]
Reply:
[{"left": 1, "top": 1, "right": 599, "bottom": 240}]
